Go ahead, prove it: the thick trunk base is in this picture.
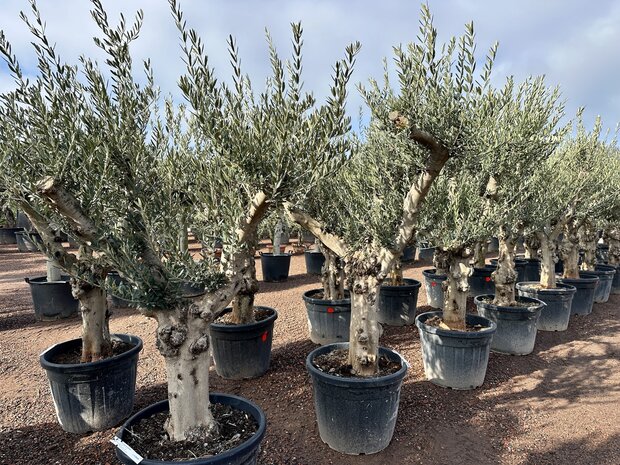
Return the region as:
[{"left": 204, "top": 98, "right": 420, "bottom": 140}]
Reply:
[
  {"left": 72, "top": 282, "right": 111, "bottom": 363},
  {"left": 348, "top": 275, "right": 380, "bottom": 376}
]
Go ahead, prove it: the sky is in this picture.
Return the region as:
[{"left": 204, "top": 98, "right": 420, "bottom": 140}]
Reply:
[{"left": 0, "top": 0, "right": 619, "bottom": 133}]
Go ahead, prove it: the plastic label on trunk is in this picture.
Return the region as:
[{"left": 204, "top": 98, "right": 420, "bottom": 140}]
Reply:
[{"left": 110, "top": 436, "right": 144, "bottom": 464}]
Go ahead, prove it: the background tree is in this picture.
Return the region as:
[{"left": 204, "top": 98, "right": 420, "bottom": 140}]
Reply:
[{"left": 288, "top": 6, "right": 505, "bottom": 373}]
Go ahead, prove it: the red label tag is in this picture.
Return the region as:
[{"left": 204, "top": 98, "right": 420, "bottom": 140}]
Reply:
[
  {"left": 261, "top": 331, "right": 268, "bottom": 342},
  {"left": 431, "top": 282, "right": 437, "bottom": 287},
  {"left": 327, "top": 307, "right": 335, "bottom": 313},
  {"left": 485, "top": 277, "right": 492, "bottom": 282}
]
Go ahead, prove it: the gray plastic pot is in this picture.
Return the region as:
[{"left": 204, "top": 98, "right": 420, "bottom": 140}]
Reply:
[
  {"left": 402, "top": 246, "right": 416, "bottom": 262},
  {"left": 610, "top": 264, "right": 620, "bottom": 295},
  {"left": 40, "top": 334, "right": 142, "bottom": 433},
  {"left": 558, "top": 275, "right": 599, "bottom": 316},
  {"left": 377, "top": 278, "right": 421, "bottom": 326},
  {"left": 522, "top": 258, "right": 541, "bottom": 282},
  {"left": 15, "top": 230, "right": 42, "bottom": 252},
  {"left": 25, "top": 275, "right": 79, "bottom": 321},
  {"left": 474, "top": 295, "right": 544, "bottom": 355},
  {"left": 260, "top": 253, "right": 291, "bottom": 282},
  {"left": 304, "top": 250, "right": 325, "bottom": 275},
  {"left": 468, "top": 267, "right": 495, "bottom": 297},
  {"left": 582, "top": 265, "right": 616, "bottom": 303},
  {"left": 306, "top": 343, "right": 408, "bottom": 455},
  {"left": 209, "top": 307, "right": 277, "bottom": 379},
  {"left": 115, "top": 393, "right": 266, "bottom": 465},
  {"left": 422, "top": 269, "right": 447, "bottom": 309},
  {"left": 596, "top": 244, "right": 609, "bottom": 263},
  {"left": 516, "top": 282, "right": 576, "bottom": 331},
  {"left": 415, "top": 311, "right": 496, "bottom": 390},
  {"left": 0, "top": 227, "right": 22, "bottom": 244},
  {"left": 302, "top": 289, "right": 350, "bottom": 344},
  {"left": 418, "top": 246, "right": 436, "bottom": 262}
]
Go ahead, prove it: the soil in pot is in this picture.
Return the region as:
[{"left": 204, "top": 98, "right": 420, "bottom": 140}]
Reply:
[
  {"left": 415, "top": 311, "right": 496, "bottom": 390},
  {"left": 377, "top": 278, "right": 421, "bottom": 326},
  {"left": 422, "top": 269, "right": 447, "bottom": 309},
  {"left": 558, "top": 275, "right": 599, "bottom": 316},
  {"left": 210, "top": 307, "right": 278, "bottom": 379},
  {"left": 306, "top": 343, "right": 407, "bottom": 455},
  {"left": 260, "top": 253, "right": 292, "bottom": 282},
  {"left": 115, "top": 394, "right": 266, "bottom": 465},
  {"left": 474, "top": 295, "right": 543, "bottom": 355},
  {"left": 516, "top": 282, "right": 576, "bottom": 331},
  {"left": 40, "top": 334, "right": 143, "bottom": 434},
  {"left": 312, "top": 348, "right": 401, "bottom": 377},
  {"left": 302, "top": 289, "right": 351, "bottom": 345}
]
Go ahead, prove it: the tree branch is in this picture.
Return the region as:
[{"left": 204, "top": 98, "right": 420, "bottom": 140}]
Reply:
[
  {"left": 37, "top": 177, "right": 98, "bottom": 241},
  {"left": 236, "top": 191, "right": 269, "bottom": 244},
  {"left": 284, "top": 202, "right": 348, "bottom": 258}
]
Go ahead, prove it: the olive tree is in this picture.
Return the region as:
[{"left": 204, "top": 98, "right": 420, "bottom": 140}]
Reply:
[
  {"left": 3, "top": 0, "right": 359, "bottom": 442},
  {"left": 287, "top": 6, "right": 505, "bottom": 374}
]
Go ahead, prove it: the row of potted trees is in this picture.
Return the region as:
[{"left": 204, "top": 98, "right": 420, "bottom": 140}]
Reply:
[{"left": 1, "top": 1, "right": 619, "bottom": 463}]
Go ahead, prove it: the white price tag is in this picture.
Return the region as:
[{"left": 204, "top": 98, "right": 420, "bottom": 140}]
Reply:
[{"left": 110, "top": 436, "right": 144, "bottom": 464}]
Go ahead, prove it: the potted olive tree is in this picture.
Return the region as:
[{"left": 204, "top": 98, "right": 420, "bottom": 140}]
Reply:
[
  {"left": 472, "top": 76, "right": 566, "bottom": 355},
  {"left": 0, "top": 1, "right": 144, "bottom": 433},
  {"left": 287, "top": 6, "right": 506, "bottom": 453},
  {"left": 0, "top": 193, "right": 22, "bottom": 244}
]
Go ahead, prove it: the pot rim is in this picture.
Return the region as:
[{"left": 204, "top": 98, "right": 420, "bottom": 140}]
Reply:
[
  {"left": 302, "top": 288, "right": 351, "bottom": 306},
  {"left": 380, "top": 278, "right": 421, "bottom": 290},
  {"left": 210, "top": 306, "right": 278, "bottom": 331},
  {"left": 473, "top": 294, "right": 545, "bottom": 313},
  {"left": 415, "top": 311, "right": 497, "bottom": 337},
  {"left": 422, "top": 268, "right": 448, "bottom": 280},
  {"left": 516, "top": 281, "right": 577, "bottom": 295}
]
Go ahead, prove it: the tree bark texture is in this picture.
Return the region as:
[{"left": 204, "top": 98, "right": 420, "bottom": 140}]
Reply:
[
  {"left": 492, "top": 231, "right": 517, "bottom": 306},
  {"left": 524, "top": 233, "right": 540, "bottom": 259},
  {"left": 606, "top": 229, "right": 620, "bottom": 266},
  {"left": 537, "top": 232, "right": 557, "bottom": 289},
  {"left": 578, "top": 221, "right": 598, "bottom": 271},
  {"left": 348, "top": 273, "right": 380, "bottom": 376},
  {"left": 560, "top": 222, "right": 581, "bottom": 279},
  {"left": 230, "top": 247, "right": 258, "bottom": 324},
  {"left": 442, "top": 249, "right": 471, "bottom": 330},
  {"left": 72, "top": 280, "right": 112, "bottom": 363},
  {"left": 320, "top": 243, "right": 346, "bottom": 300},
  {"left": 155, "top": 301, "right": 215, "bottom": 441},
  {"left": 471, "top": 240, "right": 487, "bottom": 268}
]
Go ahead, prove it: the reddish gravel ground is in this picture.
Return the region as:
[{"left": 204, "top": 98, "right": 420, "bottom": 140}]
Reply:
[{"left": 1, "top": 243, "right": 619, "bottom": 465}]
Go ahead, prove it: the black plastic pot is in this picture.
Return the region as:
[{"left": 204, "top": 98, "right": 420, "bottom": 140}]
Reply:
[
  {"left": 25, "top": 275, "right": 79, "bottom": 321},
  {"left": 555, "top": 259, "right": 564, "bottom": 274},
  {"left": 15, "top": 230, "right": 42, "bottom": 252},
  {"left": 418, "top": 246, "right": 436, "bottom": 262},
  {"left": 402, "top": 246, "right": 416, "bottom": 262},
  {"left": 474, "top": 295, "right": 543, "bottom": 355},
  {"left": 302, "top": 289, "right": 351, "bottom": 344},
  {"left": 377, "top": 278, "right": 421, "bottom": 326},
  {"left": 488, "top": 237, "right": 499, "bottom": 253},
  {"left": 304, "top": 250, "right": 325, "bottom": 275},
  {"left": 522, "top": 258, "right": 541, "bottom": 282},
  {"left": 106, "top": 271, "right": 132, "bottom": 308},
  {"left": 115, "top": 393, "right": 266, "bottom": 465},
  {"left": 610, "top": 264, "right": 620, "bottom": 295},
  {"left": 489, "top": 258, "right": 527, "bottom": 284},
  {"left": 260, "top": 253, "right": 291, "bottom": 282},
  {"left": 0, "top": 227, "right": 22, "bottom": 245},
  {"left": 558, "top": 275, "right": 599, "bottom": 316},
  {"left": 306, "top": 343, "right": 407, "bottom": 455},
  {"left": 422, "top": 269, "right": 447, "bottom": 309},
  {"left": 583, "top": 265, "right": 616, "bottom": 303},
  {"left": 516, "top": 282, "right": 576, "bottom": 331},
  {"left": 210, "top": 307, "right": 277, "bottom": 379},
  {"left": 16, "top": 210, "right": 33, "bottom": 230},
  {"left": 596, "top": 243, "right": 609, "bottom": 263},
  {"left": 415, "top": 311, "right": 496, "bottom": 390},
  {"left": 40, "top": 334, "right": 142, "bottom": 433},
  {"left": 468, "top": 267, "right": 495, "bottom": 297}
]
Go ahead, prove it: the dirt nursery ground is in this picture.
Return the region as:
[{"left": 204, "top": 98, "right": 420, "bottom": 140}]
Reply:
[{"left": 1, "top": 243, "right": 619, "bottom": 465}]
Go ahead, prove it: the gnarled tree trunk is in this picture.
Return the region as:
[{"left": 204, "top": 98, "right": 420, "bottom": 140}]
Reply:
[
  {"left": 230, "top": 247, "right": 258, "bottom": 324},
  {"left": 537, "top": 232, "right": 557, "bottom": 289},
  {"left": 471, "top": 240, "right": 487, "bottom": 268},
  {"left": 524, "top": 233, "right": 540, "bottom": 259},
  {"left": 46, "top": 258, "right": 62, "bottom": 282},
  {"left": 348, "top": 272, "right": 380, "bottom": 376},
  {"left": 320, "top": 244, "right": 346, "bottom": 301},
  {"left": 560, "top": 222, "right": 580, "bottom": 279},
  {"left": 72, "top": 280, "right": 112, "bottom": 363},
  {"left": 606, "top": 228, "right": 620, "bottom": 266},
  {"left": 578, "top": 221, "right": 598, "bottom": 271},
  {"left": 155, "top": 300, "right": 215, "bottom": 441},
  {"left": 441, "top": 248, "right": 471, "bottom": 331},
  {"left": 492, "top": 229, "right": 517, "bottom": 306}
]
